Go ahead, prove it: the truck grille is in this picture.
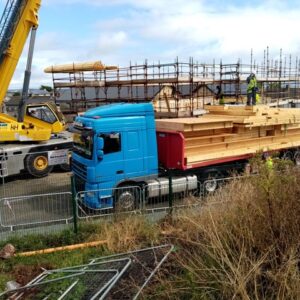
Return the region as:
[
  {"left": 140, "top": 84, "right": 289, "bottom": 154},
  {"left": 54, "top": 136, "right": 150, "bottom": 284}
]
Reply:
[{"left": 72, "top": 160, "right": 87, "bottom": 180}]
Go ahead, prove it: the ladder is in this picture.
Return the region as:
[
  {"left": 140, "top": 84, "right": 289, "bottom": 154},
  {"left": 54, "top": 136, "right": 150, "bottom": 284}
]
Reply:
[{"left": 0, "top": 0, "right": 25, "bottom": 64}]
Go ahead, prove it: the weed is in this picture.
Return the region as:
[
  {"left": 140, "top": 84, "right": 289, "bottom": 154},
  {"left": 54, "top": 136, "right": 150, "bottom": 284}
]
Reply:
[{"left": 148, "top": 161, "right": 300, "bottom": 299}]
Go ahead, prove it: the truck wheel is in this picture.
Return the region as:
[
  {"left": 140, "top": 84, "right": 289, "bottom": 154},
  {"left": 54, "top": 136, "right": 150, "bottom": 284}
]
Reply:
[
  {"left": 115, "top": 187, "right": 139, "bottom": 211},
  {"left": 203, "top": 178, "right": 218, "bottom": 193},
  {"left": 294, "top": 151, "right": 300, "bottom": 166},
  {"left": 202, "top": 171, "right": 223, "bottom": 195},
  {"left": 282, "top": 151, "right": 293, "bottom": 161},
  {"left": 25, "top": 153, "right": 54, "bottom": 178}
]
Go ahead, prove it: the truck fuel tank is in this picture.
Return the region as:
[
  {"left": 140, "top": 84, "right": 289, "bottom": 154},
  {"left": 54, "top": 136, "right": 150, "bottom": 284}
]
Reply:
[{"left": 146, "top": 175, "right": 197, "bottom": 198}]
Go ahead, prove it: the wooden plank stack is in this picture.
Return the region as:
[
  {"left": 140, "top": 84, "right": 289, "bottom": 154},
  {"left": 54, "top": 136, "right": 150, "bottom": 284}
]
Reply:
[
  {"left": 44, "top": 61, "right": 118, "bottom": 73},
  {"left": 156, "top": 105, "right": 300, "bottom": 166}
]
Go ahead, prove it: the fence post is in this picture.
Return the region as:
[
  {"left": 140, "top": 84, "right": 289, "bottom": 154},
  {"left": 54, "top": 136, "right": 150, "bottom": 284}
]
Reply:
[
  {"left": 168, "top": 170, "right": 173, "bottom": 214},
  {"left": 141, "top": 186, "right": 146, "bottom": 211},
  {"left": 71, "top": 175, "right": 78, "bottom": 234},
  {"left": 0, "top": 154, "right": 6, "bottom": 199}
]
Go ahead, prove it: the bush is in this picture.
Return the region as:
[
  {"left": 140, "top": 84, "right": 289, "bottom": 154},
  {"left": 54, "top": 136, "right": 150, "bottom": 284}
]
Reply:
[
  {"left": 88, "top": 215, "right": 160, "bottom": 252},
  {"left": 151, "top": 160, "right": 300, "bottom": 299}
]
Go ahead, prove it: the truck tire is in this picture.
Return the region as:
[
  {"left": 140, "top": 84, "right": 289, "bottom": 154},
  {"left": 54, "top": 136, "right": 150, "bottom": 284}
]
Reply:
[
  {"left": 115, "top": 186, "right": 139, "bottom": 211},
  {"left": 25, "top": 153, "right": 54, "bottom": 178},
  {"left": 294, "top": 151, "right": 300, "bottom": 166},
  {"left": 202, "top": 171, "right": 223, "bottom": 195},
  {"left": 203, "top": 178, "right": 218, "bottom": 193},
  {"left": 282, "top": 150, "right": 293, "bottom": 161}
]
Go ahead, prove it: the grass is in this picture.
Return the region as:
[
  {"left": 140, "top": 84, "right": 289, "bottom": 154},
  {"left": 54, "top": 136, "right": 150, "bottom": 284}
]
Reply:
[
  {"left": 0, "top": 215, "right": 159, "bottom": 293},
  {"left": 0, "top": 223, "right": 100, "bottom": 252}
]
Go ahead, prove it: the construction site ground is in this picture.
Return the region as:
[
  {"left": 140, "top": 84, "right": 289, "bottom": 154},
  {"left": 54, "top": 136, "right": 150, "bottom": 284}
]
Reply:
[
  {"left": 0, "top": 171, "right": 72, "bottom": 239},
  {"left": 0, "top": 170, "right": 71, "bottom": 198}
]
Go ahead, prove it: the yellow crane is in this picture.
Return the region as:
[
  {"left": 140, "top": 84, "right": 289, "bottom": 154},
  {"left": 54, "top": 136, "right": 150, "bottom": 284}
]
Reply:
[
  {"left": 0, "top": 0, "right": 72, "bottom": 177},
  {"left": 0, "top": 0, "right": 66, "bottom": 142}
]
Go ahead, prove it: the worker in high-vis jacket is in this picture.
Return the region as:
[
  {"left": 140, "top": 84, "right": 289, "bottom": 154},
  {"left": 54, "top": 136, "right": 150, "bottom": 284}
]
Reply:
[
  {"left": 247, "top": 72, "right": 258, "bottom": 106},
  {"left": 266, "top": 156, "right": 274, "bottom": 170}
]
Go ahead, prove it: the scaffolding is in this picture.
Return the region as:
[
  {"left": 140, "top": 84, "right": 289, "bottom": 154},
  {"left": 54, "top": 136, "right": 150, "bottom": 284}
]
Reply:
[{"left": 49, "top": 51, "right": 300, "bottom": 118}]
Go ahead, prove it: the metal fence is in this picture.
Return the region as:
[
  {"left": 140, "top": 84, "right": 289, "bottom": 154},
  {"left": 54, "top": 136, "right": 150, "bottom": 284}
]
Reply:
[
  {"left": 0, "top": 192, "right": 72, "bottom": 229},
  {"left": 76, "top": 186, "right": 142, "bottom": 220},
  {"left": 74, "top": 181, "right": 203, "bottom": 221},
  {"left": 0, "top": 150, "right": 242, "bottom": 240},
  {"left": 0, "top": 149, "right": 72, "bottom": 239},
  {"left": 0, "top": 244, "right": 174, "bottom": 299}
]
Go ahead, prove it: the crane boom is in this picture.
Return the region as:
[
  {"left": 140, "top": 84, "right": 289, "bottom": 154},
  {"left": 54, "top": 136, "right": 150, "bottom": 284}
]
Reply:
[
  {"left": 0, "top": 0, "right": 40, "bottom": 105},
  {"left": 0, "top": 0, "right": 67, "bottom": 142},
  {"left": 0, "top": 0, "right": 72, "bottom": 178}
]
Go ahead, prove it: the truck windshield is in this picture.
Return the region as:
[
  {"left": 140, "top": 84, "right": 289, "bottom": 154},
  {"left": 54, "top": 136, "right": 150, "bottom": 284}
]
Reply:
[{"left": 73, "top": 130, "right": 94, "bottom": 159}]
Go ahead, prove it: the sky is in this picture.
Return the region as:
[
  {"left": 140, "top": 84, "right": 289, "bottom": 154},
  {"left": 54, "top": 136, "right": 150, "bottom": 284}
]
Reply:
[{"left": 1, "top": 0, "right": 300, "bottom": 89}]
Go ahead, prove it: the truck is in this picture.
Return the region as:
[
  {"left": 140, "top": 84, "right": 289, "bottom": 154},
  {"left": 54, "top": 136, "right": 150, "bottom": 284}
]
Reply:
[
  {"left": 72, "top": 102, "right": 300, "bottom": 209},
  {"left": 0, "top": 0, "right": 73, "bottom": 178},
  {"left": 71, "top": 103, "right": 255, "bottom": 210}
]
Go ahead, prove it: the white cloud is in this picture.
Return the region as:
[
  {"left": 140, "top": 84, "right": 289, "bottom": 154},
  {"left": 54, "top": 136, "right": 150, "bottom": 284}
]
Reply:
[
  {"left": 74, "top": 0, "right": 300, "bottom": 61},
  {"left": 94, "top": 31, "right": 128, "bottom": 54},
  {"left": 6, "top": 0, "right": 300, "bottom": 88}
]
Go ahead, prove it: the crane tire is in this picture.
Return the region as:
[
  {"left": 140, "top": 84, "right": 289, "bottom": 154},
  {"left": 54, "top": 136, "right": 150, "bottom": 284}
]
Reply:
[{"left": 25, "top": 153, "right": 54, "bottom": 178}]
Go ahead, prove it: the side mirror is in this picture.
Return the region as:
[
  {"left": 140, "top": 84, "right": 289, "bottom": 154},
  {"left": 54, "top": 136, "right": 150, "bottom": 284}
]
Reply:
[
  {"left": 97, "top": 150, "right": 104, "bottom": 160},
  {"left": 97, "top": 137, "right": 104, "bottom": 150}
]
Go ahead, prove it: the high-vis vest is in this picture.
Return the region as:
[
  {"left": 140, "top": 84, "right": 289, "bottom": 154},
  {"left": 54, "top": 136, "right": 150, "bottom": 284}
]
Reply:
[{"left": 247, "top": 77, "right": 257, "bottom": 93}]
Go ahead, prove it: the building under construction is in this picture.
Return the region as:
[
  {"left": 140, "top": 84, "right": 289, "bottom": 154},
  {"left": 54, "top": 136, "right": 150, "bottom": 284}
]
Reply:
[{"left": 46, "top": 51, "right": 300, "bottom": 118}]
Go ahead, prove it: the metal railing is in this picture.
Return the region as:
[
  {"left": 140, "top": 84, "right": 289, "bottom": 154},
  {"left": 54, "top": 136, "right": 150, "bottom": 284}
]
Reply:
[
  {"left": 0, "top": 244, "right": 174, "bottom": 299},
  {"left": 0, "top": 151, "right": 245, "bottom": 240},
  {"left": 0, "top": 149, "right": 72, "bottom": 238},
  {"left": 74, "top": 182, "right": 203, "bottom": 220},
  {"left": 76, "top": 186, "right": 142, "bottom": 219},
  {"left": 0, "top": 192, "right": 72, "bottom": 229}
]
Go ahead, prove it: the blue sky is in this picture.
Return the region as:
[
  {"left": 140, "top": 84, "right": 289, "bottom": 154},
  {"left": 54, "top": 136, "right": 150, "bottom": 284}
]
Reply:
[{"left": 1, "top": 0, "right": 300, "bottom": 88}]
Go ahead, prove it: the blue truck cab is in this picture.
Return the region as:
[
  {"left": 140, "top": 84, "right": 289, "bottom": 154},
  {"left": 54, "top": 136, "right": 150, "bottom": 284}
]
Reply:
[{"left": 72, "top": 103, "right": 158, "bottom": 208}]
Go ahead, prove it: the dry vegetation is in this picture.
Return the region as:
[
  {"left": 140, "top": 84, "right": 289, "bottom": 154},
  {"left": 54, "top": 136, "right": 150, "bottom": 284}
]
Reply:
[
  {"left": 87, "top": 214, "right": 161, "bottom": 253},
  {"left": 148, "top": 159, "right": 300, "bottom": 299},
  {"left": 1, "top": 159, "right": 300, "bottom": 298}
]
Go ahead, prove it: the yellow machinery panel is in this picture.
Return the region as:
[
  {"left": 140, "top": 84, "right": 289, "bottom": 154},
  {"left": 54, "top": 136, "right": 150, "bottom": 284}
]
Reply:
[
  {"left": 0, "top": 0, "right": 69, "bottom": 142},
  {"left": 0, "top": 0, "right": 41, "bottom": 103}
]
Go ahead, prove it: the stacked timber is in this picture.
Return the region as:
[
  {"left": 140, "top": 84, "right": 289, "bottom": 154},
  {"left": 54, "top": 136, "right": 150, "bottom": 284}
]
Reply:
[
  {"left": 156, "top": 105, "right": 300, "bottom": 166},
  {"left": 44, "top": 61, "right": 118, "bottom": 73}
]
